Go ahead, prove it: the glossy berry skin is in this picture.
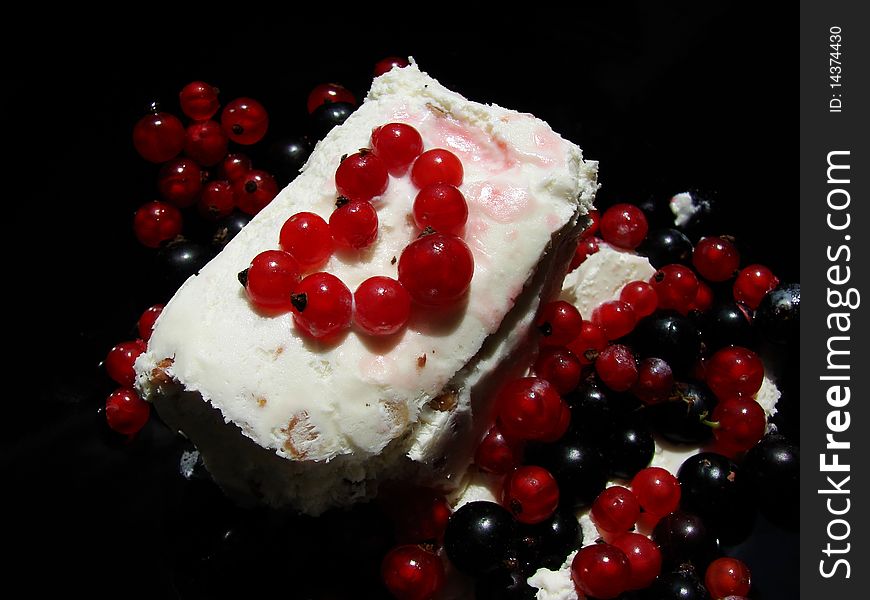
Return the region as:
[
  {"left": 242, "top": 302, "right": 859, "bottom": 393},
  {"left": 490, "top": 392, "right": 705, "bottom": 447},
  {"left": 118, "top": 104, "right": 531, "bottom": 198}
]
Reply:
[
  {"left": 242, "top": 250, "right": 301, "bottom": 312},
  {"left": 212, "top": 210, "right": 251, "bottom": 249},
  {"left": 179, "top": 81, "right": 220, "bottom": 121},
  {"left": 105, "top": 388, "right": 151, "bottom": 436},
  {"left": 398, "top": 233, "right": 474, "bottom": 307},
  {"left": 158, "top": 158, "right": 202, "bottom": 208},
  {"left": 691, "top": 281, "right": 714, "bottom": 313},
  {"left": 220, "top": 153, "right": 253, "bottom": 182},
  {"left": 137, "top": 304, "right": 164, "bottom": 341},
  {"left": 353, "top": 276, "right": 411, "bottom": 336},
  {"left": 632, "top": 357, "right": 674, "bottom": 405},
  {"left": 534, "top": 346, "right": 582, "bottom": 394},
  {"left": 567, "top": 320, "right": 608, "bottom": 364},
  {"left": 650, "top": 264, "right": 700, "bottom": 314},
  {"left": 705, "top": 346, "right": 764, "bottom": 399},
  {"left": 156, "top": 240, "right": 213, "bottom": 292},
  {"left": 279, "top": 212, "right": 333, "bottom": 269},
  {"left": 620, "top": 280, "right": 658, "bottom": 318},
  {"left": 537, "top": 301, "right": 582, "bottom": 347},
  {"left": 612, "top": 532, "right": 663, "bottom": 590},
  {"left": 133, "top": 112, "right": 185, "bottom": 163},
  {"left": 475, "top": 423, "right": 524, "bottom": 475},
  {"left": 633, "top": 311, "right": 702, "bottom": 376},
  {"left": 133, "top": 200, "right": 182, "bottom": 248},
  {"left": 652, "top": 511, "right": 718, "bottom": 570},
  {"left": 569, "top": 237, "right": 600, "bottom": 270},
  {"left": 639, "top": 228, "right": 693, "bottom": 268},
  {"left": 290, "top": 272, "right": 353, "bottom": 339},
  {"left": 502, "top": 466, "right": 560, "bottom": 525},
  {"left": 651, "top": 565, "right": 710, "bottom": 600},
  {"left": 742, "top": 434, "right": 800, "bottom": 518},
  {"left": 693, "top": 237, "right": 740, "bottom": 282},
  {"left": 754, "top": 283, "right": 800, "bottom": 344},
  {"left": 565, "top": 383, "right": 618, "bottom": 443},
  {"left": 702, "top": 303, "right": 754, "bottom": 351},
  {"left": 590, "top": 485, "right": 640, "bottom": 535},
  {"left": 591, "top": 300, "right": 636, "bottom": 340},
  {"left": 233, "top": 170, "right": 278, "bottom": 215},
  {"left": 705, "top": 557, "right": 751, "bottom": 599},
  {"left": 648, "top": 381, "right": 718, "bottom": 445},
  {"left": 599, "top": 203, "right": 649, "bottom": 250},
  {"left": 571, "top": 543, "right": 631, "bottom": 599},
  {"left": 221, "top": 97, "right": 269, "bottom": 145},
  {"left": 371, "top": 122, "right": 424, "bottom": 175},
  {"left": 595, "top": 344, "right": 638, "bottom": 392},
  {"left": 514, "top": 508, "right": 583, "bottom": 571},
  {"left": 105, "top": 339, "right": 147, "bottom": 387},
  {"left": 496, "top": 377, "right": 567, "bottom": 442},
  {"left": 631, "top": 467, "right": 681, "bottom": 518},
  {"left": 711, "top": 398, "right": 767, "bottom": 453},
  {"left": 374, "top": 56, "right": 410, "bottom": 76},
  {"left": 198, "top": 180, "right": 235, "bottom": 220},
  {"left": 526, "top": 436, "right": 608, "bottom": 509},
  {"left": 443, "top": 501, "right": 515, "bottom": 576},
  {"left": 265, "top": 137, "right": 311, "bottom": 187},
  {"left": 330, "top": 199, "right": 378, "bottom": 249},
  {"left": 733, "top": 264, "right": 779, "bottom": 309},
  {"left": 306, "top": 83, "right": 356, "bottom": 114},
  {"left": 310, "top": 101, "right": 354, "bottom": 139},
  {"left": 606, "top": 420, "right": 655, "bottom": 479},
  {"left": 335, "top": 151, "right": 389, "bottom": 202},
  {"left": 412, "top": 184, "right": 468, "bottom": 234},
  {"left": 678, "top": 453, "right": 743, "bottom": 527},
  {"left": 411, "top": 149, "right": 463, "bottom": 188},
  {"left": 381, "top": 545, "right": 444, "bottom": 600},
  {"left": 580, "top": 209, "right": 600, "bottom": 239},
  {"left": 184, "top": 120, "right": 228, "bottom": 167}
]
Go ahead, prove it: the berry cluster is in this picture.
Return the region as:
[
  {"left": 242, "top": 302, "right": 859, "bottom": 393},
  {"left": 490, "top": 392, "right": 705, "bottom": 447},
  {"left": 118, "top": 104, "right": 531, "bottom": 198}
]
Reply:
[{"left": 240, "top": 123, "right": 473, "bottom": 340}]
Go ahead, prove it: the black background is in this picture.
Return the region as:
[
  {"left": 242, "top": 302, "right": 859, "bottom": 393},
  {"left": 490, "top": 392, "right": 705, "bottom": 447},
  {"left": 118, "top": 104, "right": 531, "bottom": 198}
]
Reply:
[{"left": 6, "top": 3, "right": 797, "bottom": 598}]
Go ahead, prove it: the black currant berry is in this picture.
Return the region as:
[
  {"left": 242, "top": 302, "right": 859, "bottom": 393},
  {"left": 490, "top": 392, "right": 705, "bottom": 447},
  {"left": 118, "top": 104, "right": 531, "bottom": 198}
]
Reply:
[
  {"left": 742, "top": 433, "right": 800, "bottom": 528},
  {"left": 310, "top": 101, "right": 354, "bottom": 139},
  {"left": 605, "top": 419, "right": 655, "bottom": 479},
  {"left": 525, "top": 436, "right": 608, "bottom": 509},
  {"left": 649, "top": 564, "right": 710, "bottom": 600},
  {"left": 702, "top": 303, "right": 754, "bottom": 351},
  {"left": 212, "top": 211, "right": 252, "bottom": 249},
  {"left": 475, "top": 568, "right": 537, "bottom": 599},
  {"left": 754, "top": 283, "right": 800, "bottom": 344},
  {"left": 632, "top": 311, "right": 702, "bottom": 375},
  {"left": 157, "top": 239, "right": 214, "bottom": 294},
  {"left": 652, "top": 511, "right": 718, "bottom": 569},
  {"left": 677, "top": 453, "right": 744, "bottom": 524},
  {"left": 264, "top": 137, "right": 311, "bottom": 187},
  {"left": 444, "top": 501, "right": 515, "bottom": 576},
  {"left": 514, "top": 508, "right": 582, "bottom": 571},
  {"left": 647, "top": 381, "right": 718, "bottom": 445},
  {"left": 638, "top": 228, "right": 693, "bottom": 268}
]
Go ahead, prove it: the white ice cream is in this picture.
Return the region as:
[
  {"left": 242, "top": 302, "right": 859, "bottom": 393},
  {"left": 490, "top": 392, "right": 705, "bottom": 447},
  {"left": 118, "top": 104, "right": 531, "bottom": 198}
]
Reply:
[{"left": 135, "top": 61, "right": 597, "bottom": 514}]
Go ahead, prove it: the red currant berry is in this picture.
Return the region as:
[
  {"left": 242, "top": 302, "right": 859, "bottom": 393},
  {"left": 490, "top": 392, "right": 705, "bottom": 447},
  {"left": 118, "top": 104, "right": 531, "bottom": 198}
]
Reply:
[
  {"left": 496, "top": 377, "right": 566, "bottom": 441},
  {"left": 198, "top": 180, "right": 235, "bottom": 220},
  {"left": 374, "top": 56, "right": 410, "bottom": 76},
  {"left": 590, "top": 485, "right": 641, "bottom": 535},
  {"left": 706, "top": 346, "right": 764, "bottom": 399},
  {"left": 133, "top": 112, "right": 185, "bottom": 163},
  {"left": 712, "top": 397, "right": 767, "bottom": 453},
  {"left": 540, "top": 400, "right": 572, "bottom": 443},
  {"left": 693, "top": 236, "right": 740, "bottom": 282},
  {"left": 335, "top": 151, "right": 389, "bottom": 202},
  {"left": 571, "top": 543, "right": 631, "bottom": 600},
  {"left": 410, "top": 149, "right": 463, "bottom": 188},
  {"left": 631, "top": 358, "right": 674, "bottom": 405},
  {"left": 705, "top": 557, "right": 752, "bottom": 599},
  {"left": 600, "top": 203, "right": 648, "bottom": 250},
  {"left": 133, "top": 200, "right": 182, "bottom": 248},
  {"left": 383, "top": 486, "right": 452, "bottom": 545},
  {"left": 220, "top": 153, "right": 253, "bottom": 182},
  {"left": 137, "top": 304, "right": 164, "bottom": 341},
  {"left": 381, "top": 544, "right": 444, "bottom": 600},
  {"left": 221, "top": 97, "right": 269, "bottom": 145},
  {"left": 566, "top": 320, "right": 608, "bottom": 364},
  {"left": 233, "top": 169, "right": 278, "bottom": 215},
  {"left": 620, "top": 280, "right": 658, "bottom": 318},
  {"left": 105, "top": 339, "right": 147, "bottom": 387},
  {"left": 184, "top": 120, "right": 229, "bottom": 167},
  {"left": 631, "top": 467, "right": 681, "bottom": 517},
  {"left": 158, "top": 158, "right": 203, "bottom": 208},
  {"left": 371, "top": 122, "right": 424, "bottom": 176},
  {"left": 650, "top": 264, "right": 700, "bottom": 314},
  {"left": 580, "top": 209, "right": 600, "bottom": 239},
  {"left": 691, "top": 281, "right": 714, "bottom": 313},
  {"left": 475, "top": 423, "right": 524, "bottom": 475},
  {"left": 398, "top": 233, "right": 474, "bottom": 307},
  {"left": 291, "top": 272, "right": 353, "bottom": 339},
  {"left": 280, "top": 212, "right": 333, "bottom": 269},
  {"left": 569, "top": 237, "right": 601, "bottom": 270},
  {"left": 502, "top": 465, "right": 560, "bottom": 525},
  {"left": 307, "top": 83, "right": 356, "bottom": 115},
  {"left": 595, "top": 344, "right": 638, "bottom": 392},
  {"left": 733, "top": 264, "right": 779, "bottom": 309},
  {"left": 412, "top": 183, "right": 468, "bottom": 234},
  {"left": 179, "top": 81, "right": 220, "bottom": 121},
  {"left": 611, "top": 532, "right": 663, "bottom": 590},
  {"left": 353, "top": 276, "right": 411, "bottom": 336},
  {"left": 534, "top": 346, "right": 582, "bottom": 394},
  {"left": 330, "top": 199, "right": 378, "bottom": 249},
  {"left": 105, "top": 388, "right": 151, "bottom": 436},
  {"left": 242, "top": 250, "right": 301, "bottom": 312},
  {"left": 591, "top": 300, "right": 637, "bottom": 340},
  {"left": 536, "top": 300, "right": 583, "bottom": 347}
]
